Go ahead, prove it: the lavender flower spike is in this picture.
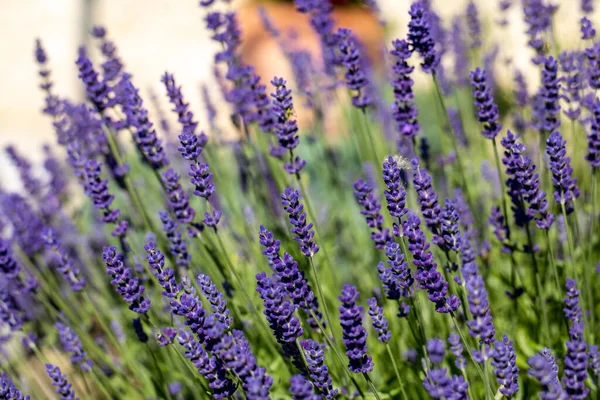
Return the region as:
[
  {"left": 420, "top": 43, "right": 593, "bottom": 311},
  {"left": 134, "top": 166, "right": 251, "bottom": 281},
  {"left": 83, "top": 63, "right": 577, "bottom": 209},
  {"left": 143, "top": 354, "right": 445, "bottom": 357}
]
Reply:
[
  {"left": 586, "top": 99, "right": 600, "bottom": 169},
  {"left": 382, "top": 156, "right": 408, "bottom": 220},
  {"left": 75, "top": 47, "right": 110, "bottom": 112},
  {"left": 407, "top": 1, "right": 439, "bottom": 73},
  {"left": 448, "top": 333, "right": 465, "bottom": 369},
  {"left": 84, "top": 159, "right": 120, "bottom": 223},
  {"left": 338, "top": 284, "right": 374, "bottom": 373},
  {"left": 281, "top": 187, "right": 319, "bottom": 257},
  {"left": 491, "top": 334, "right": 519, "bottom": 397},
  {"left": 289, "top": 375, "right": 320, "bottom": 400},
  {"left": 159, "top": 211, "right": 191, "bottom": 268},
  {"left": 41, "top": 229, "right": 86, "bottom": 291},
  {"left": 528, "top": 349, "right": 566, "bottom": 400},
  {"left": 161, "top": 168, "right": 196, "bottom": 225},
  {"left": 56, "top": 322, "right": 93, "bottom": 371},
  {"left": 0, "top": 372, "right": 30, "bottom": 399},
  {"left": 390, "top": 40, "right": 419, "bottom": 140},
  {"left": 144, "top": 241, "right": 181, "bottom": 299},
  {"left": 102, "top": 246, "right": 151, "bottom": 314},
  {"left": 197, "top": 274, "right": 232, "bottom": 329},
  {"left": 45, "top": 364, "right": 77, "bottom": 400},
  {"left": 465, "top": 274, "right": 495, "bottom": 344},
  {"left": 300, "top": 339, "right": 338, "bottom": 399},
  {"left": 411, "top": 158, "right": 441, "bottom": 235},
  {"left": 337, "top": 28, "right": 371, "bottom": 109},
  {"left": 367, "top": 298, "right": 391, "bottom": 343},
  {"left": 546, "top": 131, "right": 580, "bottom": 214},
  {"left": 469, "top": 68, "right": 502, "bottom": 140},
  {"left": 353, "top": 178, "right": 392, "bottom": 249},
  {"left": 539, "top": 56, "right": 561, "bottom": 134},
  {"left": 563, "top": 279, "right": 589, "bottom": 399}
]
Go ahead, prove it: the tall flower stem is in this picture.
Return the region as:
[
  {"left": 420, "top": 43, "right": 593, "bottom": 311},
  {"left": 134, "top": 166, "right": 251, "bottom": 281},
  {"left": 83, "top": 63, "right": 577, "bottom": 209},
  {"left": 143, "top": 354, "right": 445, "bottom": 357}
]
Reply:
[
  {"left": 308, "top": 309, "right": 365, "bottom": 399},
  {"left": 560, "top": 203, "right": 577, "bottom": 279},
  {"left": 492, "top": 138, "right": 511, "bottom": 239},
  {"left": 431, "top": 74, "right": 478, "bottom": 228},
  {"left": 543, "top": 230, "right": 561, "bottom": 293},
  {"left": 524, "top": 222, "right": 550, "bottom": 344},
  {"left": 385, "top": 343, "right": 408, "bottom": 400},
  {"left": 360, "top": 110, "right": 382, "bottom": 168},
  {"left": 308, "top": 256, "right": 335, "bottom": 341},
  {"left": 102, "top": 125, "right": 153, "bottom": 232},
  {"left": 362, "top": 372, "right": 382, "bottom": 400}
]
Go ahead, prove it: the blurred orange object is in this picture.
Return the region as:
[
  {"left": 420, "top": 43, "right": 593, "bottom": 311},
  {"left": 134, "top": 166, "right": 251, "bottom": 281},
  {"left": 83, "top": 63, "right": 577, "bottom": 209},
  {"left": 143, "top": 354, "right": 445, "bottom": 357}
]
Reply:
[{"left": 237, "top": 0, "right": 384, "bottom": 138}]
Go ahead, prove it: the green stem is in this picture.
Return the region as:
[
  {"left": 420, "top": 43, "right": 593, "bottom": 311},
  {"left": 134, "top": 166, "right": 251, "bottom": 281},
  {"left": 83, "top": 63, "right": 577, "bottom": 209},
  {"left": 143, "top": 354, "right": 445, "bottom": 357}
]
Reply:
[
  {"left": 573, "top": 200, "right": 596, "bottom": 344},
  {"left": 385, "top": 343, "right": 408, "bottom": 400},
  {"left": 308, "top": 256, "right": 335, "bottom": 340},
  {"left": 89, "top": 368, "right": 113, "bottom": 400},
  {"left": 360, "top": 109, "right": 382, "bottom": 167},
  {"left": 544, "top": 229, "right": 561, "bottom": 294},
  {"left": 362, "top": 372, "right": 382, "bottom": 400}
]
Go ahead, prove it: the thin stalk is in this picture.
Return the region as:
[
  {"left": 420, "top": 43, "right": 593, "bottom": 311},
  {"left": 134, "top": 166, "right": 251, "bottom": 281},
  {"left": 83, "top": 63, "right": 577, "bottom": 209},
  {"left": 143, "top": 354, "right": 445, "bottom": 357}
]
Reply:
[
  {"left": 483, "top": 352, "right": 493, "bottom": 400},
  {"left": 83, "top": 292, "right": 121, "bottom": 353},
  {"left": 79, "top": 370, "right": 92, "bottom": 396},
  {"left": 573, "top": 200, "right": 596, "bottom": 344},
  {"left": 362, "top": 372, "right": 382, "bottom": 400},
  {"left": 543, "top": 230, "right": 561, "bottom": 294},
  {"left": 385, "top": 343, "right": 408, "bottom": 400},
  {"left": 492, "top": 138, "right": 511, "bottom": 239},
  {"left": 89, "top": 368, "right": 113, "bottom": 400},
  {"left": 560, "top": 203, "right": 577, "bottom": 279},
  {"left": 308, "top": 257, "right": 335, "bottom": 341},
  {"left": 146, "top": 343, "right": 173, "bottom": 400},
  {"left": 308, "top": 309, "right": 365, "bottom": 399},
  {"left": 360, "top": 109, "right": 382, "bottom": 167}
]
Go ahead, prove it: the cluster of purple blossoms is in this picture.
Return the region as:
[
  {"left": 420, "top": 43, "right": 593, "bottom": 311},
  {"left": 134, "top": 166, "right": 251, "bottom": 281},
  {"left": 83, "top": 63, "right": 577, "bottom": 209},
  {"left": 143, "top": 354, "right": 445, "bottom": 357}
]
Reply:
[
  {"left": 0, "top": 373, "right": 30, "bottom": 399},
  {"left": 581, "top": 17, "right": 596, "bottom": 39},
  {"left": 289, "top": 375, "right": 319, "bottom": 400},
  {"left": 427, "top": 337, "right": 446, "bottom": 365},
  {"left": 407, "top": 1, "right": 439, "bottom": 73},
  {"left": 256, "top": 272, "right": 305, "bottom": 371},
  {"left": 102, "top": 246, "right": 151, "bottom": 314},
  {"left": 367, "top": 297, "right": 391, "bottom": 343},
  {"left": 56, "top": 322, "right": 93, "bottom": 371},
  {"left": 378, "top": 241, "right": 413, "bottom": 308},
  {"left": 185, "top": 154, "right": 220, "bottom": 228},
  {"left": 5, "top": 146, "right": 42, "bottom": 199},
  {"left": 337, "top": 28, "right": 371, "bottom": 109},
  {"left": 469, "top": 68, "right": 502, "bottom": 140},
  {"left": 465, "top": 274, "right": 496, "bottom": 345},
  {"left": 158, "top": 211, "right": 191, "bottom": 268},
  {"left": 338, "top": 284, "right": 373, "bottom": 373},
  {"left": 411, "top": 158, "right": 441, "bottom": 235},
  {"left": 41, "top": 229, "right": 86, "bottom": 291},
  {"left": 490, "top": 334, "right": 519, "bottom": 397},
  {"left": 75, "top": 47, "right": 110, "bottom": 113},
  {"left": 465, "top": 1, "right": 482, "bottom": 49},
  {"left": 439, "top": 198, "right": 461, "bottom": 253},
  {"left": 587, "top": 99, "right": 600, "bottom": 168},
  {"left": 144, "top": 242, "right": 181, "bottom": 299},
  {"left": 34, "top": 39, "right": 60, "bottom": 118},
  {"left": 91, "top": 26, "right": 124, "bottom": 84},
  {"left": 582, "top": 0, "right": 594, "bottom": 14},
  {"left": 270, "top": 77, "right": 306, "bottom": 174},
  {"left": 382, "top": 156, "right": 408, "bottom": 223},
  {"left": 197, "top": 274, "right": 232, "bottom": 329},
  {"left": 559, "top": 51, "right": 584, "bottom": 120},
  {"left": 586, "top": 42, "right": 600, "bottom": 90},
  {"left": 300, "top": 339, "right": 338, "bottom": 399},
  {"left": 511, "top": 142, "right": 555, "bottom": 229},
  {"left": 390, "top": 40, "right": 419, "bottom": 141},
  {"left": 500, "top": 130, "right": 529, "bottom": 227},
  {"left": 528, "top": 348, "right": 566, "bottom": 399},
  {"left": 546, "top": 131, "right": 580, "bottom": 213},
  {"left": 562, "top": 279, "right": 589, "bottom": 399},
  {"left": 1, "top": 193, "right": 45, "bottom": 256},
  {"left": 522, "top": 0, "right": 557, "bottom": 64},
  {"left": 83, "top": 159, "right": 120, "bottom": 224},
  {"left": 423, "top": 367, "right": 469, "bottom": 399},
  {"left": 353, "top": 179, "right": 392, "bottom": 249},
  {"left": 0, "top": 239, "right": 21, "bottom": 279},
  {"left": 170, "top": 278, "right": 206, "bottom": 341},
  {"left": 403, "top": 212, "right": 460, "bottom": 313},
  {"left": 448, "top": 333, "right": 465, "bottom": 369},
  {"left": 177, "top": 329, "right": 235, "bottom": 399},
  {"left": 117, "top": 74, "right": 168, "bottom": 169},
  {"left": 281, "top": 187, "right": 319, "bottom": 257},
  {"left": 538, "top": 56, "right": 561, "bottom": 134},
  {"left": 45, "top": 364, "right": 77, "bottom": 400},
  {"left": 161, "top": 168, "right": 196, "bottom": 225}
]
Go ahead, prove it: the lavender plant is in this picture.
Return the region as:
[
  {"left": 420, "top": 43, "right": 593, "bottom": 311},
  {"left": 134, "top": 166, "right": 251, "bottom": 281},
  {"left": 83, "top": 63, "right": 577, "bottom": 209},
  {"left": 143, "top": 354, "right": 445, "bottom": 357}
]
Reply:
[{"left": 1, "top": 2, "right": 600, "bottom": 399}]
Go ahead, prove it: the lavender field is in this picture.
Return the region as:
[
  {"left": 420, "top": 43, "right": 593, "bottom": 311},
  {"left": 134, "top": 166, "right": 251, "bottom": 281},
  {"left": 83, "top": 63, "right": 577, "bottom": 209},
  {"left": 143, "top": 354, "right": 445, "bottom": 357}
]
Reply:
[{"left": 1, "top": 0, "right": 599, "bottom": 398}]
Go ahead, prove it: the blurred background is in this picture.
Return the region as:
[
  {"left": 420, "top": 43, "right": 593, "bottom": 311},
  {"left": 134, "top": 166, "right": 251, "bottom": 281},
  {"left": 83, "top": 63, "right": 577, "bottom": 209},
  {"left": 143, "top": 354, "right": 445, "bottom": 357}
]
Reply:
[{"left": 0, "top": 0, "right": 594, "bottom": 190}]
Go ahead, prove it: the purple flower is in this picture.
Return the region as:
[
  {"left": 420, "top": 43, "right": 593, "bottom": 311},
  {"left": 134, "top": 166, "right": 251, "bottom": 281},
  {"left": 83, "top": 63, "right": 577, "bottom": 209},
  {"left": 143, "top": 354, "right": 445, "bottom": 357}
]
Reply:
[
  {"left": 256, "top": 272, "right": 305, "bottom": 371},
  {"left": 56, "top": 322, "right": 92, "bottom": 371},
  {"left": 117, "top": 74, "right": 168, "bottom": 169},
  {"left": 91, "top": 26, "right": 124, "bottom": 84},
  {"left": 522, "top": 0, "right": 557, "bottom": 64},
  {"left": 589, "top": 346, "right": 600, "bottom": 383},
  {"left": 0, "top": 286, "right": 24, "bottom": 331},
  {"left": 546, "top": 131, "right": 580, "bottom": 213},
  {"left": 337, "top": 28, "right": 371, "bottom": 109},
  {"left": 511, "top": 142, "right": 555, "bottom": 229},
  {"left": 162, "top": 72, "right": 207, "bottom": 146},
  {"left": 586, "top": 43, "right": 600, "bottom": 90},
  {"left": 390, "top": 39, "right": 419, "bottom": 140},
  {"left": 300, "top": 339, "right": 338, "bottom": 399},
  {"left": 258, "top": 225, "right": 281, "bottom": 267},
  {"left": 161, "top": 168, "right": 196, "bottom": 225},
  {"left": 411, "top": 158, "right": 441, "bottom": 235},
  {"left": 45, "top": 364, "right": 77, "bottom": 400},
  {"left": 170, "top": 278, "right": 207, "bottom": 341},
  {"left": 34, "top": 38, "right": 60, "bottom": 118},
  {"left": 559, "top": 51, "right": 584, "bottom": 120},
  {"left": 379, "top": 241, "right": 414, "bottom": 304},
  {"left": 581, "top": 17, "right": 596, "bottom": 40},
  {"left": 448, "top": 333, "right": 466, "bottom": 369},
  {"left": 465, "top": 274, "right": 495, "bottom": 345},
  {"left": 281, "top": 188, "right": 319, "bottom": 257},
  {"left": 76, "top": 47, "right": 110, "bottom": 112},
  {"left": 587, "top": 99, "right": 600, "bottom": 168},
  {"left": 132, "top": 317, "right": 149, "bottom": 343},
  {"left": 0, "top": 372, "right": 30, "bottom": 399},
  {"left": 83, "top": 159, "right": 120, "bottom": 223},
  {"left": 423, "top": 368, "right": 469, "bottom": 399},
  {"left": 41, "top": 229, "right": 86, "bottom": 291},
  {"left": 144, "top": 241, "right": 181, "bottom": 299},
  {"left": 0, "top": 194, "right": 45, "bottom": 256},
  {"left": 465, "top": 1, "right": 481, "bottom": 49},
  {"left": 270, "top": 77, "right": 306, "bottom": 175},
  {"left": 159, "top": 211, "right": 191, "bottom": 268},
  {"left": 427, "top": 337, "right": 446, "bottom": 365},
  {"left": 0, "top": 239, "right": 21, "bottom": 279},
  {"left": 382, "top": 156, "right": 408, "bottom": 220},
  {"left": 352, "top": 179, "right": 392, "bottom": 249},
  {"left": 491, "top": 334, "right": 519, "bottom": 397},
  {"left": 338, "top": 284, "right": 373, "bottom": 373},
  {"left": 439, "top": 198, "right": 461, "bottom": 252},
  {"left": 102, "top": 246, "right": 151, "bottom": 314},
  {"left": 366, "top": 298, "right": 390, "bottom": 343},
  {"left": 403, "top": 212, "right": 460, "bottom": 313},
  {"left": 197, "top": 274, "right": 232, "bottom": 329},
  {"left": 582, "top": 0, "right": 594, "bottom": 14},
  {"left": 539, "top": 56, "right": 561, "bottom": 133},
  {"left": 289, "top": 375, "right": 320, "bottom": 400},
  {"left": 408, "top": 1, "right": 439, "bottom": 73},
  {"left": 562, "top": 280, "right": 589, "bottom": 399},
  {"left": 177, "top": 330, "right": 236, "bottom": 399},
  {"left": 469, "top": 68, "right": 502, "bottom": 140},
  {"left": 528, "top": 349, "right": 566, "bottom": 400},
  {"left": 5, "top": 146, "right": 42, "bottom": 199},
  {"left": 450, "top": 18, "right": 468, "bottom": 85}
]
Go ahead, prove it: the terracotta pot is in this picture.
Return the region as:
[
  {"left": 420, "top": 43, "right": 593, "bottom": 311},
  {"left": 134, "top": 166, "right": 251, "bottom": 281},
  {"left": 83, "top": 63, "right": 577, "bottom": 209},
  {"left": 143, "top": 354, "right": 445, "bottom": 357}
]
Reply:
[{"left": 237, "top": 1, "right": 384, "bottom": 137}]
